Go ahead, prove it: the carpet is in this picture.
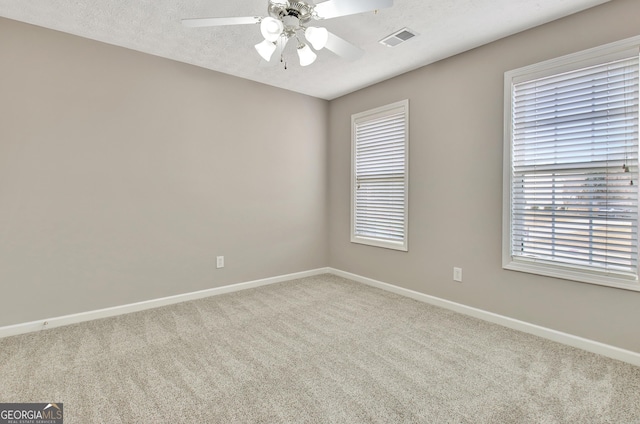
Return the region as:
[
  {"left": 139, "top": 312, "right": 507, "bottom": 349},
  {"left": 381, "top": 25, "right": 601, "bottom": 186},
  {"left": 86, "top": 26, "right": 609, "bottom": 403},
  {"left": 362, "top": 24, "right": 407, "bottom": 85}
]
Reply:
[{"left": 1, "top": 274, "right": 639, "bottom": 423}]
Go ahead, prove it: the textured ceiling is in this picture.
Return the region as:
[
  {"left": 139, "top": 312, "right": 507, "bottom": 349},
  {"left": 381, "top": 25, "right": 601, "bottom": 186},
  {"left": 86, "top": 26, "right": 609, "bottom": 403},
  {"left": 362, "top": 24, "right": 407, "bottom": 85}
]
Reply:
[{"left": 0, "top": 0, "right": 609, "bottom": 100}]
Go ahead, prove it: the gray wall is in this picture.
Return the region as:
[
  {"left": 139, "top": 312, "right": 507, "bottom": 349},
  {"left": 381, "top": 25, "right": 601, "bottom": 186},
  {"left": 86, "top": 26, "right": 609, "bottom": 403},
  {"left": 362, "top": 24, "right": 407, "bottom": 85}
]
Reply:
[
  {"left": 328, "top": 0, "right": 640, "bottom": 353},
  {"left": 0, "top": 18, "right": 328, "bottom": 327}
]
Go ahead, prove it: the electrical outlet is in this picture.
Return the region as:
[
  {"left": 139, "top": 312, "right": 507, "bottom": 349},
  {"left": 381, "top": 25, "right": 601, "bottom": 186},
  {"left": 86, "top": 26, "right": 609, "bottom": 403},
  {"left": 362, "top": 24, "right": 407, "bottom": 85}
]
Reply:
[
  {"left": 453, "top": 267, "right": 462, "bottom": 282},
  {"left": 216, "top": 256, "right": 224, "bottom": 269}
]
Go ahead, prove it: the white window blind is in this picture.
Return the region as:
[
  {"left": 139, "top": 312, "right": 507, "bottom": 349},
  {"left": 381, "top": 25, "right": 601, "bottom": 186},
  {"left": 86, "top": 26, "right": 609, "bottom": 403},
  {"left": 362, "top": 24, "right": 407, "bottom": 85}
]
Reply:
[
  {"left": 506, "top": 49, "right": 640, "bottom": 289},
  {"left": 351, "top": 100, "right": 408, "bottom": 251}
]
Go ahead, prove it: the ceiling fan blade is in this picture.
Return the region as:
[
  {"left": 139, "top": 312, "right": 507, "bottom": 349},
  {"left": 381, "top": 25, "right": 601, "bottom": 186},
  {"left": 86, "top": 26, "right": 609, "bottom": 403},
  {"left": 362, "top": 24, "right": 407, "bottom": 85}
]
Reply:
[
  {"left": 324, "top": 32, "right": 364, "bottom": 61},
  {"left": 314, "top": 0, "right": 393, "bottom": 19},
  {"left": 182, "top": 16, "right": 261, "bottom": 28}
]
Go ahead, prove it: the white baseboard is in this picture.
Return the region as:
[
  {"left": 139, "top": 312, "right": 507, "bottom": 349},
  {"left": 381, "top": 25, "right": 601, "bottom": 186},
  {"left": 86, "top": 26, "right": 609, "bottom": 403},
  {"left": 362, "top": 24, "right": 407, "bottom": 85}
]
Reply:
[
  {"left": 0, "top": 267, "right": 331, "bottom": 339},
  {"left": 328, "top": 268, "right": 640, "bottom": 368}
]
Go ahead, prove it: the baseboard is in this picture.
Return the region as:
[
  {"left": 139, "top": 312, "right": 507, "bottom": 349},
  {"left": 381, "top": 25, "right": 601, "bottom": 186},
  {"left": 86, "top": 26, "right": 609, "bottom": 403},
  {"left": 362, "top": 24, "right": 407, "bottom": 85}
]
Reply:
[
  {"left": 4, "top": 266, "right": 639, "bottom": 367},
  {"left": 328, "top": 268, "right": 640, "bottom": 368},
  {"left": 0, "top": 267, "right": 331, "bottom": 339}
]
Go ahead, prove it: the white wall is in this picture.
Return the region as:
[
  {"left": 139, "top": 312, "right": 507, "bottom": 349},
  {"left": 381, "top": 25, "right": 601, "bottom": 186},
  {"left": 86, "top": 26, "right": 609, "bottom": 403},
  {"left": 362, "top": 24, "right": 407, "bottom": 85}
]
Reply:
[
  {"left": 0, "top": 18, "right": 328, "bottom": 326},
  {"left": 328, "top": 0, "right": 640, "bottom": 353}
]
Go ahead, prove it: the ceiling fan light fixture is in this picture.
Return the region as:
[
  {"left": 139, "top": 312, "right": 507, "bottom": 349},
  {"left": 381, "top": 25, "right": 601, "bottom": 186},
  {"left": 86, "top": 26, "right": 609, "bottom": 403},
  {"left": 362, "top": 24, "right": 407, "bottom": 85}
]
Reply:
[
  {"left": 260, "top": 17, "right": 284, "bottom": 42},
  {"left": 255, "top": 39, "right": 277, "bottom": 61},
  {"left": 297, "top": 43, "right": 317, "bottom": 66},
  {"left": 305, "top": 26, "right": 329, "bottom": 50}
]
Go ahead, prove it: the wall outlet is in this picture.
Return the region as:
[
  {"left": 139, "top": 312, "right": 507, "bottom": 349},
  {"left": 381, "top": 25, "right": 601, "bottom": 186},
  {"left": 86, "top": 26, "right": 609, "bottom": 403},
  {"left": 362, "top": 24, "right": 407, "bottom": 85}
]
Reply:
[
  {"left": 453, "top": 267, "right": 462, "bottom": 282},
  {"left": 216, "top": 256, "right": 224, "bottom": 269}
]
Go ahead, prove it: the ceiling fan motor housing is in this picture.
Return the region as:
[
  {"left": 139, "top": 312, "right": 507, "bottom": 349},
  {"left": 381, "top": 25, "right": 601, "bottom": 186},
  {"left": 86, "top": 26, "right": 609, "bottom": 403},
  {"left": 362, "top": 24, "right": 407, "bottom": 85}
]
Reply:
[{"left": 268, "top": 0, "right": 314, "bottom": 28}]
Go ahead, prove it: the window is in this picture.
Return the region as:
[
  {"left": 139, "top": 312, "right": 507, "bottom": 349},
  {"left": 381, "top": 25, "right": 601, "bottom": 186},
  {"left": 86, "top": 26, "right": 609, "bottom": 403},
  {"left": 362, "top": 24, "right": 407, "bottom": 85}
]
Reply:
[
  {"left": 351, "top": 100, "right": 409, "bottom": 251},
  {"left": 503, "top": 37, "right": 640, "bottom": 291}
]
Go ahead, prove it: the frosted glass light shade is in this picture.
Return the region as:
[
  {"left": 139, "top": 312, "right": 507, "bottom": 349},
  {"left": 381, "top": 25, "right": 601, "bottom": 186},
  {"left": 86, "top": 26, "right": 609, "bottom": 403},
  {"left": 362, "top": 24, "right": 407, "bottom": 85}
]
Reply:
[
  {"left": 305, "top": 26, "right": 329, "bottom": 50},
  {"left": 255, "top": 39, "right": 277, "bottom": 61},
  {"left": 297, "top": 44, "right": 317, "bottom": 66},
  {"left": 260, "top": 17, "right": 284, "bottom": 42}
]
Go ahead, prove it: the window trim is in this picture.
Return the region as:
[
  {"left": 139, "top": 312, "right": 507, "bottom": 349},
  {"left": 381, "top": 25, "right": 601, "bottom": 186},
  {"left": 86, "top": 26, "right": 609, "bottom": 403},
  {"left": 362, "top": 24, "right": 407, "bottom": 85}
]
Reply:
[
  {"left": 502, "top": 35, "right": 640, "bottom": 292},
  {"left": 351, "top": 99, "right": 409, "bottom": 251}
]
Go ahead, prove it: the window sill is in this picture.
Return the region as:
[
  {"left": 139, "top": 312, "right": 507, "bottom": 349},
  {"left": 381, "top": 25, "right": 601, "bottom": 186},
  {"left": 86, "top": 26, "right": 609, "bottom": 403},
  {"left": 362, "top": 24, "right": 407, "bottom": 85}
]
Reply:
[
  {"left": 503, "top": 258, "right": 640, "bottom": 292},
  {"left": 351, "top": 236, "right": 408, "bottom": 252}
]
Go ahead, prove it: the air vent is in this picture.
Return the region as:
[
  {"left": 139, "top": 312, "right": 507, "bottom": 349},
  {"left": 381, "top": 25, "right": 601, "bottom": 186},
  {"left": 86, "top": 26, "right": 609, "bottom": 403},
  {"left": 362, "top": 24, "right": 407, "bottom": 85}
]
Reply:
[{"left": 379, "top": 28, "right": 418, "bottom": 47}]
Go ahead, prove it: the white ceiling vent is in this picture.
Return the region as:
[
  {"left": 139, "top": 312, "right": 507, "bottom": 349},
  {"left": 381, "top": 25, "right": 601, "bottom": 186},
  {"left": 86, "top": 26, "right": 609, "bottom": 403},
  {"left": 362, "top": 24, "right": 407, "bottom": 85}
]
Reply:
[{"left": 379, "top": 28, "right": 418, "bottom": 47}]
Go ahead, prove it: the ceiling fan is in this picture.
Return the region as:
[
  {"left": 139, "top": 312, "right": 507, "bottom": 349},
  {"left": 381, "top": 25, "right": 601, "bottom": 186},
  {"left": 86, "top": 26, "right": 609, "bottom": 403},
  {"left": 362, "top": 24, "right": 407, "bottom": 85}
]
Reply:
[{"left": 182, "top": 0, "right": 394, "bottom": 68}]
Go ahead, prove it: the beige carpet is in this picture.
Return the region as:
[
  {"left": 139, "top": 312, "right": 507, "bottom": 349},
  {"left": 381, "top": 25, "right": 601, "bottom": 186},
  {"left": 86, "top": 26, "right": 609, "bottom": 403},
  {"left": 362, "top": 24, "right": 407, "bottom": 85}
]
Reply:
[{"left": 1, "top": 274, "right": 639, "bottom": 423}]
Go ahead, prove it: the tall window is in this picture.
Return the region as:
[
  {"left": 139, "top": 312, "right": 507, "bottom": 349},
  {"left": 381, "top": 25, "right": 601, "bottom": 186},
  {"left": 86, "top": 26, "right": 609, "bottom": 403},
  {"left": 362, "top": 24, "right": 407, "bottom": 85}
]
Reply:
[
  {"left": 503, "top": 37, "right": 640, "bottom": 291},
  {"left": 351, "top": 100, "right": 409, "bottom": 251}
]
